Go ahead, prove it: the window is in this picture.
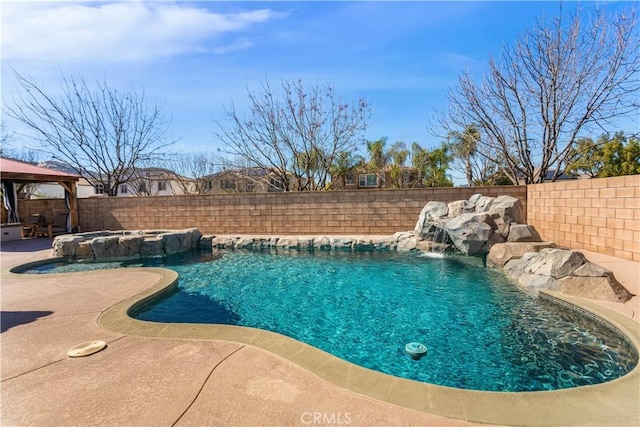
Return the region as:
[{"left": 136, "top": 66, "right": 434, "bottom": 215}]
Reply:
[
  {"left": 202, "top": 180, "right": 213, "bottom": 191},
  {"left": 358, "top": 173, "right": 378, "bottom": 187},
  {"left": 94, "top": 183, "right": 105, "bottom": 194},
  {"left": 157, "top": 181, "right": 167, "bottom": 191},
  {"left": 221, "top": 179, "right": 236, "bottom": 190},
  {"left": 269, "top": 177, "right": 285, "bottom": 190},
  {"left": 120, "top": 184, "right": 129, "bottom": 194},
  {"left": 345, "top": 173, "right": 355, "bottom": 185},
  {"left": 137, "top": 182, "right": 148, "bottom": 194}
]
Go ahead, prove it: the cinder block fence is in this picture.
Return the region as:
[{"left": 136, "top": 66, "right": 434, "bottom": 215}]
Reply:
[
  {"left": 18, "top": 186, "right": 526, "bottom": 236},
  {"left": 16, "top": 175, "right": 640, "bottom": 262},
  {"left": 527, "top": 175, "right": 640, "bottom": 262}
]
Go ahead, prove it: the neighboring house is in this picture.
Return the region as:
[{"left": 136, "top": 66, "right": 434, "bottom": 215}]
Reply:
[
  {"left": 19, "top": 161, "right": 194, "bottom": 197},
  {"left": 515, "top": 169, "right": 579, "bottom": 185},
  {"left": 201, "top": 168, "right": 292, "bottom": 194},
  {"left": 333, "top": 165, "right": 422, "bottom": 190},
  {"left": 116, "top": 168, "right": 195, "bottom": 196},
  {"left": 27, "top": 178, "right": 97, "bottom": 199}
]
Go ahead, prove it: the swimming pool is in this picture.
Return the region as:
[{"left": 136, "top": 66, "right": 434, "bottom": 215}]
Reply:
[{"left": 22, "top": 249, "right": 638, "bottom": 392}]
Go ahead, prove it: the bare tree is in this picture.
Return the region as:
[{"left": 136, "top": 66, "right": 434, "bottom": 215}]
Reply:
[
  {"left": 0, "top": 122, "right": 12, "bottom": 156},
  {"left": 215, "top": 79, "right": 370, "bottom": 191},
  {"left": 439, "top": 7, "right": 639, "bottom": 184},
  {"left": 165, "top": 152, "right": 222, "bottom": 194},
  {"left": 4, "top": 73, "right": 174, "bottom": 195},
  {"left": 0, "top": 122, "right": 39, "bottom": 161}
]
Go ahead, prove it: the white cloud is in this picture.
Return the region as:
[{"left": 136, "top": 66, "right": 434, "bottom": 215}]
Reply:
[
  {"left": 2, "top": 1, "right": 280, "bottom": 63},
  {"left": 437, "top": 52, "right": 482, "bottom": 70}
]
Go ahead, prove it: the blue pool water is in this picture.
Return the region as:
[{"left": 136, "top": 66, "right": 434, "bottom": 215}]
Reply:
[{"left": 23, "top": 250, "right": 638, "bottom": 392}]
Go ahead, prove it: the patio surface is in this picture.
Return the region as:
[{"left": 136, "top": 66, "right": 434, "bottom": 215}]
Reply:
[{"left": 1, "top": 238, "right": 639, "bottom": 426}]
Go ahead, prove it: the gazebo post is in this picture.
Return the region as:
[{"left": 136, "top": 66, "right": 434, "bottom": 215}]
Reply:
[{"left": 58, "top": 180, "right": 80, "bottom": 232}]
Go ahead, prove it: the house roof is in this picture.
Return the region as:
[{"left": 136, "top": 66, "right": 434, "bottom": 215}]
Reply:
[
  {"left": 135, "top": 167, "right": 192, "bottom": 181},
  {"left": 0, "top": 157, "right": 81, "bottom": 182},
  {"left": 203, "top": 167, "right": 272, "bottom": 180}
]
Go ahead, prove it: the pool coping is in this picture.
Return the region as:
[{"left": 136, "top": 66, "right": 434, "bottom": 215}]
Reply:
[
  {"left": 92, "top": 264, "right": 640, "bottom": 426},
  {"left": 7, "top": 253, "right": 639, "bottom": 426}
]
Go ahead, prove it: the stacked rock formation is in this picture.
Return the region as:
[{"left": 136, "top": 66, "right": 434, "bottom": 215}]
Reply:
[
  {"left": 489, "top": 247, "right": 633, "bottom": 302},
  {"left": 411, "top": 193, "right": 633, "bottom": 302},
  {"left": 413, "top": 194, "right": 541, "bottom": 255}
]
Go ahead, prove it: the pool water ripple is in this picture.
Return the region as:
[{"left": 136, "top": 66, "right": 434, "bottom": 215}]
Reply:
[{"left": 24, "top": 250, "right": 638, "bottom": 392}]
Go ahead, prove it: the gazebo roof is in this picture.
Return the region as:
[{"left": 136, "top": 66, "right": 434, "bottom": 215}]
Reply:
[{"left": 0, "top": 157, "right": 80, "bottom": 183}]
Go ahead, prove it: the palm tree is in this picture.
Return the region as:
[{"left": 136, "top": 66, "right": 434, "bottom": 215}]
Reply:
[
  {"left": 365, "top": 137, "right": 389, "bottom": 188},
  {"left": 387, "top": 142, "right": 410, "bottom": 188},
  {"left": 411, "top": 142, "right": 453, "bottom": 187},
  {"left": 449, "top": 124, "right": 480, "bottom": 186},
  {"left": 329, "top": 151, "right": 363, "bottom": 189}
]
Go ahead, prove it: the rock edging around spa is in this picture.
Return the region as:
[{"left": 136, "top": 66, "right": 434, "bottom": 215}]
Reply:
[{"left": 52, "top": 228, "right": 202, "bottom": 259}]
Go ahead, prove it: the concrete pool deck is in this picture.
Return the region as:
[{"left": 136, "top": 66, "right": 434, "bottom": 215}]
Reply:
[{"left": 1, "top": 238, "right": 639, "bottom": 426}]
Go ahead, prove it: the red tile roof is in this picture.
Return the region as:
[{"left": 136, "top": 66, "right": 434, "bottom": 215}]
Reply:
[{"left": 0, "top": 157, "right": 80, "bottom": 182}]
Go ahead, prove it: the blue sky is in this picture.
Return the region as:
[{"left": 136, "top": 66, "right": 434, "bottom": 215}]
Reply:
[{"left": 2, "top": 1, "right": 637, "bottom": 164}]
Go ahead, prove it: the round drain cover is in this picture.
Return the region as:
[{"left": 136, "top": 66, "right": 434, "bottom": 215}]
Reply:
[{"left": 68, "top": 340, "right": 107, "bottom": 357}]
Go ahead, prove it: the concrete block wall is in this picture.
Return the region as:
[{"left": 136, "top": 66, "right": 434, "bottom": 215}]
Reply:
[
  {"left": 527, "top": 175, "right": 640, "bottom": 262},
  {"left": 16, "top": 177, "right": 640, "bottom": 262},
  {"left": 18, "top": 186, "right": 526, "bottom": 236}
]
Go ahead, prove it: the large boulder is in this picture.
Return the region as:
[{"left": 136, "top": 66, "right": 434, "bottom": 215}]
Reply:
[
  {"left": 447, "top": 200, "right": 474, "bottom": 217},
  {"left": 502, "top": 251, "right": 633, "bottom": 302},
  {"left": 90, "top": 236, "right": 121, "bottom": 258},
  {"left": 74, "top": 241, "right": 94, "bottom": 259},
  {"left": 445, "top": 213, "right": 496, "bottom": 255},
  {"left": 487, "top": 242, "right": 556, "bottom": 267},
  {"left": 557, "top": 276, "right": 633, "bottom": 302},
  {"left": 525, "top": 248, "right": 587, "bottom": 279},
  {"left": 474, "top": 196, "right": 495, "bottom": 213},
  {"left": 414, "top": 201, "right": 448, "bottom": 237},
  {"left": 468, "top": 193, "right": 484, "bottom": 206},
  {"left": 397, "top": 237, "right": 417, "bottom": 251},
  {"left": 185, "top": 228, "right": 203, "bottom": 249},
  {"left": 140, "top": 237, "right": 164, "bottom": 257},
  {"left": 507, "top": 224, "right": 542, "bottom": 242},
  {"left": 159, "top": 232, "right": 191, "bottom": 254},
  {"left": 488, "top": 195, "right": 524, "bottom": 237},
  {"left": 503, "top": 252, "right": 540, "bottom": 280},
  {"left": 52, "top": 235, "right": 86, "bottom": 257},
  {"left": 517, "top": 272, "right": 559, "bottom": 291},
  {"left": 117, "top": 235, "right": 144, "bottom": 257},
  {"left": 569, "top": 262, "right": 633, "bottom": 302},
  {"left": 481, "top": 232, "right": 505, "bottom": 253}
]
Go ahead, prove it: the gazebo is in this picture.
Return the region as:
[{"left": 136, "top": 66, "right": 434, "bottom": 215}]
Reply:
[{"left": 0, "top": 157, "right": 81, "bottom": 232}]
